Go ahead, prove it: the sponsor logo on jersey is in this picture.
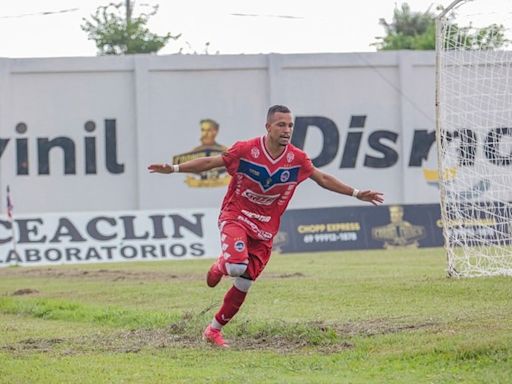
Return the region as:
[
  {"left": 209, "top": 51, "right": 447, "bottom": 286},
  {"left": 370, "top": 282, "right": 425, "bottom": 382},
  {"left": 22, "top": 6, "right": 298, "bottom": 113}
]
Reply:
[
  {"left": 237, "top": 215, "right": 273, "bottom": 240},
  {"left": 248, "top": 168, "right": 260, "bottom": 177},
  {"left": 241, "top": 209, "right": 271, "bottom": 222},
  {"left": 241, "top": 189, "right": 280, "bottom": 205}
]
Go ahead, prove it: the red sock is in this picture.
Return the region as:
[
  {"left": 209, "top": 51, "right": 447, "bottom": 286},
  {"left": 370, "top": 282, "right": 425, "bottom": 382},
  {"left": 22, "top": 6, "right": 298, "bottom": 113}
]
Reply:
[{"left": 214, "top": 285, "right": 247, "bottom": 326}]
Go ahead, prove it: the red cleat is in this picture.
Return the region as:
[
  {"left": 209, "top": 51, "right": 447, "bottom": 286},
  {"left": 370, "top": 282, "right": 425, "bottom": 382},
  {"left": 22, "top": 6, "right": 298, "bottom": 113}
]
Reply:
[
  {"left": 203, "top": 325, "right": 229, "bottom": 347},
  {"left": 206, "top": 261, "right": 224, "bottom": 287}
]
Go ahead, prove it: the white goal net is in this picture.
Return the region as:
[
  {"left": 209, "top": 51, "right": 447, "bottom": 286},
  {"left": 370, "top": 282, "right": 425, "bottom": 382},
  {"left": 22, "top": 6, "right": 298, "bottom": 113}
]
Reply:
[{"left": 436, "top": 0, "right": 512, "bottom": 277}]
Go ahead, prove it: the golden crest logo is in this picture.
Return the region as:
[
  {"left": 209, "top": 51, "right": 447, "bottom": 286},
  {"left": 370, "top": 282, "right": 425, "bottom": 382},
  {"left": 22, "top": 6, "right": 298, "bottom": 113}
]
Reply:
[
  {"left": 423, "top": 167, "right": 457, "bottom": 187},
  {"left": 371, "top": 205, "right": 426, "bottom": 249},
  {"left": 172, "top": 119, "right": 231, "bottom": 188},
  {"left": 423, "top": 166, "right": 491, "bottom": 200}
]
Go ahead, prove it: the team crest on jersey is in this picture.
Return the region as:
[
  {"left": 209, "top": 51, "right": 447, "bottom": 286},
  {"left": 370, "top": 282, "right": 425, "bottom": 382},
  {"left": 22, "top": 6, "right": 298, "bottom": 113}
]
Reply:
[
  {"left": 251, "top": 147, "right": 260, "bottom": 159},
  {"left": 234, "top": 240, "right": 246, "bottom": 252},
  {"left": 286, "top": 152, "right": 294, "bottom": 163},
  {"left": 280, "top": 170, "right": 290, "bottom": 182}
]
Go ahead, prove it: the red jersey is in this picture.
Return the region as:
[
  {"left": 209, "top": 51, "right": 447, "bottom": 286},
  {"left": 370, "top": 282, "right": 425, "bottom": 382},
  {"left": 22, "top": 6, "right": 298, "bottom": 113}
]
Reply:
[{"left": 220, "top": 136, "right": 314, "bottom": 241}]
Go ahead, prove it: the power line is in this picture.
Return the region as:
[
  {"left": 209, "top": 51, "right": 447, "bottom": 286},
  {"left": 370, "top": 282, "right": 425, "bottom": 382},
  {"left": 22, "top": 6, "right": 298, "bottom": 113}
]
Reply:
[
  {"left": 230, "top": 13, "right": 304, "bottom": 20},
  {"left": 0, "top": 8, "right": 79, "bottom": 19}
]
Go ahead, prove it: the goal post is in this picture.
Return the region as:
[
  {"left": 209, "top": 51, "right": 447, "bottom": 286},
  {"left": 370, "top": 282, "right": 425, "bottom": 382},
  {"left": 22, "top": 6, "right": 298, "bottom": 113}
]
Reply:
[{"left": 435, "top": 0, "right": 512, "bottom": 277}]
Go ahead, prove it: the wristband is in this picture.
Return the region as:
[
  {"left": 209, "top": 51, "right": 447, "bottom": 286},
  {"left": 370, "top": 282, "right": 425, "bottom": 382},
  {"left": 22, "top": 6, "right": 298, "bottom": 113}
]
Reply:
[
  {"left": 172, "top": 164, "right": 180, "bottom": 173},
  {"left": 352, "top": 188, "right": 360, "bottom": 198}
]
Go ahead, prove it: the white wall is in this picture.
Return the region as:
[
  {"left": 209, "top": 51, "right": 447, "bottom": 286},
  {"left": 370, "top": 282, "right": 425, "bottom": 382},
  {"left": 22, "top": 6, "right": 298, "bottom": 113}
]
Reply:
[{"left": 0, "top": 52, "right": 440, "bottom": 214}]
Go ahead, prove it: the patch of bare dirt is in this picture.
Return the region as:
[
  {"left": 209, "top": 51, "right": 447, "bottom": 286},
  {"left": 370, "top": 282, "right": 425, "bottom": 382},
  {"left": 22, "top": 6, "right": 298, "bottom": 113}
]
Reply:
[
  {"left": 231, "top": 333, "right": 353, "bottom": 354},
  {"left": 265, "top": 272, "right": 306, "bottom": 279},
  {"left": 2, "top": 338, "right": 64, "bottom": 353},
  {"left": 332, "top": 318, "right": 438, "bottom": 337},
  {"left": 11, "top": 288, "right": 39, "bottom": 296},
  {"left": 0, "top": 267, "right": 308, "bottom": 282},
  {"left": 79, "top": 328, "right": 196, "bottom": 353},
  {"left": 0, "top": 267, "right": 201, "bottom": 282},
  {"left": 1, "top": 317, "right": 438, "bottom": 356}
]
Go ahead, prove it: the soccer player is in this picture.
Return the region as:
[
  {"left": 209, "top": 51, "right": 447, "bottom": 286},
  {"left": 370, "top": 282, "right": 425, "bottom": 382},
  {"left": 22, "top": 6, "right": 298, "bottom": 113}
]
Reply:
[{"left": 148, "top": 105, "right": 384, "bottom": 347}]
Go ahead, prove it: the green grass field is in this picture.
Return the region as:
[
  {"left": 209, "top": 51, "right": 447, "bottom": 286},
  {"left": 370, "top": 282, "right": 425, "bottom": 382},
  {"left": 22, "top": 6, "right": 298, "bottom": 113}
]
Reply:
[{"left": 0, "top": 248, "right": 511, "bottom": 383}]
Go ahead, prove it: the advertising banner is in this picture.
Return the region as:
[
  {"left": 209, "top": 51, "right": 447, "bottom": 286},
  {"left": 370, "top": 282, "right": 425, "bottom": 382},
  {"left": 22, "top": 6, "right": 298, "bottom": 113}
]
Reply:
[
  {"left": 443, "top": 201, "right": 512, "bottom": 247},
  {"left": 277, "top": 203, "right": 444, "bottom": 253},
  {"left": 3, "top": 202, "right": 508, "bottom": 267},
  {"left": 0, "top": 208, "right": 220, "bottom": 267}
]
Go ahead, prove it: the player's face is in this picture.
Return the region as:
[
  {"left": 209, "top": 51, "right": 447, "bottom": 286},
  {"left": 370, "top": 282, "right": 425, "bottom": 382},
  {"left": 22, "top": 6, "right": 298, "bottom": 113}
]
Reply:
[{"left": 266, "top": 112, "right": 293, "bottom": 147}]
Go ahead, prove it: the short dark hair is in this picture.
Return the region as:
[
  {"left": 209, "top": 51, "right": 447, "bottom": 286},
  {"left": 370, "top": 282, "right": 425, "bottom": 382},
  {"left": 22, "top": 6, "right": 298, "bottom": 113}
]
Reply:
[
  {"left": 267, "top": 105, "right": 291, "bottom": 122},
  {"left": 200, "top": 119, "right": 219, "bottom": 130}
]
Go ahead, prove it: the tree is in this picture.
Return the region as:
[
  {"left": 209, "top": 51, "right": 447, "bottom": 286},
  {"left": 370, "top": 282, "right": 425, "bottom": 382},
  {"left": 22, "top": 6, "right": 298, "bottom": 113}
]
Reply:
[
  {"left": 445, "top": 23, "right": 508, "bottom": 50},
  {"left": 373, "top": 2, "right": 508, "bottom": 51},
  {"left": 81, "top": 2, "right": 180, "bottom": 55}
]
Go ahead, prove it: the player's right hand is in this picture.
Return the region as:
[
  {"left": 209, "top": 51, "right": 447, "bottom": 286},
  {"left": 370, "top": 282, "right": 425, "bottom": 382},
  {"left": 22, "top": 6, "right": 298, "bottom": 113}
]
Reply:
[
  {"left": 357, "top": 190, "right": 384, "bottom": 206},
  {"left": 147, "top": 163, "right": 172, "bottom": 174}
]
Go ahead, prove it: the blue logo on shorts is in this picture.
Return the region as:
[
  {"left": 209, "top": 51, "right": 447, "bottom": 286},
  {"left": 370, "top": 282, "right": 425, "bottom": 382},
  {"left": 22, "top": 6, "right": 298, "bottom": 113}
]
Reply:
[{"left": 234, "top": 240, "right": 245, "bottom": 252}]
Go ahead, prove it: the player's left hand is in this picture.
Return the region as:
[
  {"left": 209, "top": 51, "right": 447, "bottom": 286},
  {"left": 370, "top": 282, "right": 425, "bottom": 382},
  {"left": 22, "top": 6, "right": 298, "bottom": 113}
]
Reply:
[{"left": 356, "top": 190, "right": 384, "bottom": 206}]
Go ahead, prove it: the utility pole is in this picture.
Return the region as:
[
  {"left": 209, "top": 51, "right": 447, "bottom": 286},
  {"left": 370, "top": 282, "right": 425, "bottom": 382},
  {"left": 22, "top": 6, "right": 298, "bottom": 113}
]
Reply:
[{"left": 126, "top": 0, "right": 132, "bottom": 25}]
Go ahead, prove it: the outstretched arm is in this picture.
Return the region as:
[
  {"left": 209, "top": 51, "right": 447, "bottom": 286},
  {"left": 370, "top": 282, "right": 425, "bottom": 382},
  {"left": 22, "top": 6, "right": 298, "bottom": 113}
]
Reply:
[
  {"left": 148, "top": 155, "right": 225, "bottom": 174},
  {"left": 309, "top": 168, "right": 384, "bottom": 206}
]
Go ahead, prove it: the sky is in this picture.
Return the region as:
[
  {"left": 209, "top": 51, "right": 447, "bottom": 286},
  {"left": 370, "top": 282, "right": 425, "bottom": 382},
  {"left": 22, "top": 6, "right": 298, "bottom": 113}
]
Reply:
[{"left": 0, "top": 0, "right": 500, "bottom": 58}]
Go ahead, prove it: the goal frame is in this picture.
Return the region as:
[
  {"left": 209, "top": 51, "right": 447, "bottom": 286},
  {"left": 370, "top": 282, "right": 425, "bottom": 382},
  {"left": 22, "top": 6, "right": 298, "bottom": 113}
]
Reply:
[
  {"left": 435, "top": 0, "right": 512, "bottom": 277},
  {"left": 435, "top": 0, "right": 465, "bottom": 277}
]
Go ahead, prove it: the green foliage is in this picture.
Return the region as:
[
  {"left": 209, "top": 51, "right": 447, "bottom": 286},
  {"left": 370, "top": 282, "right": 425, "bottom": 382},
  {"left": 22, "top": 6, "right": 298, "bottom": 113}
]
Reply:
[
  {"left": 445, "top": 23, "right": 508, "bottom": 50},
  {"left": 374, "top": 2, "right": 508, "bottom": 51},
  {"left": 373, "top": 3, "right": 436, "bottom": 50},
  {"left": 81, "top": 2, "right": 180, "bottom": 55}
]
